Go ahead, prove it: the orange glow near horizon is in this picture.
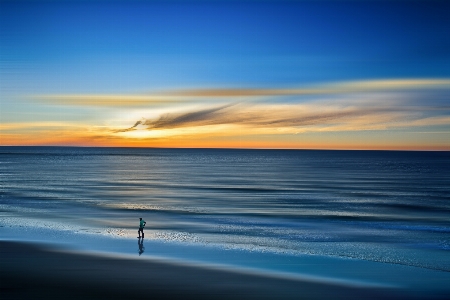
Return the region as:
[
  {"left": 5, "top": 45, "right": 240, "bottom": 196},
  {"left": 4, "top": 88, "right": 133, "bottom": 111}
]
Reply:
[
  {"left": 2, "top": 129, "right": 449, "bottom": 151},
  {"left": 2, "top": 79, "right": 450, "bottom": 151}
]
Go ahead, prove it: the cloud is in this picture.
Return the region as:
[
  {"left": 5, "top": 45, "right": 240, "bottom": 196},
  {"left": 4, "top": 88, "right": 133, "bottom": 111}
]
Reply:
[
  {"left": 32, "top": 78, "right": 450, "bottom": 107},
  {"left": 32, "top": 94, "right": 184, "bottom": 107},
  {"left": 117, "top": 100, "right": 428, "bottom": 135},
  {"left": 23, "top": 77, "right": 450, "bottom": 148},
  {"left": 113, "top": 84, "right": 450, "bottom": 136},
  {"left": 114, "top": 120, "right": 144, "bottom": 133},
  {"left": 169, "top": 79, "right": 450, "bottom": 97},
  {"left": 143, "top": 103, "right": 238, "bottom": 129},
  {"left": 0, "top": 121, "right": 92, "bottom": 131}
]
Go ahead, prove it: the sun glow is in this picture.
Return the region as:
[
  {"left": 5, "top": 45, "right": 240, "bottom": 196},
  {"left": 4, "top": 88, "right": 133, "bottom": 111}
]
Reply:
[{"left": 2, "top": 79, "right": 449, "bottom": 150}]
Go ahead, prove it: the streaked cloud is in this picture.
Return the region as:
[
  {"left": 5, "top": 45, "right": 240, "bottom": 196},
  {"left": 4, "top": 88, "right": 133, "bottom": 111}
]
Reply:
[
  {"left": 32, "top": 94, "right": 185, "bottom": 107},
  {"left": 32, "top": 78, "right": 450, "bottom": 107},
  {"left": 116, "top": 97, "right": 449, "bottom": 136},
  {"left": 89, "top": 79, "right": 450, "bottom": 144},
  {"left": 0, "top": 121, "right": 91, "bottom": 131},
  {"left": 169, "top": 79, "right": 450, "bottom": 97},
  {"left": 7, "top": 78, "right": 448, "bottom": 150}
]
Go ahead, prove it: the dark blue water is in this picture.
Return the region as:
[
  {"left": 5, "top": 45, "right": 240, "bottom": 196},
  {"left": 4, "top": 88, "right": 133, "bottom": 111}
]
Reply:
[{"left": 1, "top": 147, "right": 449, "bottom": 271}]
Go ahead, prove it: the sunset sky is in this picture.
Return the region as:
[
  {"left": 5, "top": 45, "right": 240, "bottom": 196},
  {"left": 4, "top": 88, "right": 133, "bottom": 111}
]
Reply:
[{"left": 1, "top": 0, "right": 449, "bottom": 150}]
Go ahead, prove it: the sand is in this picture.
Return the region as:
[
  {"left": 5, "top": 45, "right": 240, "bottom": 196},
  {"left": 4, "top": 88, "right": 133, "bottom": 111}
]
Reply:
[{"left": 2, "top": 241, "right": 442, "bottom": 300}]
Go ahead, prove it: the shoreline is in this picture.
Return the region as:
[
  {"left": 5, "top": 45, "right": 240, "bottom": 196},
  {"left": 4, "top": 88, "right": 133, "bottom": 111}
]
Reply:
[{"left": 1, "top": 240, "right": 446, "bottom": 300}]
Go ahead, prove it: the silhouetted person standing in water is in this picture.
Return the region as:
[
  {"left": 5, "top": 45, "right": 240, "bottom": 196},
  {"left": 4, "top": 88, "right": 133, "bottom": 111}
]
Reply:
[{"left": 138, "top": 217, "right": 146, "bottom": 239}]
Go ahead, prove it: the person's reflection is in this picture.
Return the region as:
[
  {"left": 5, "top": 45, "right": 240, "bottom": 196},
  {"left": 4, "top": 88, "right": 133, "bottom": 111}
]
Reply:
[{"left": 138, "top": 237, "right": 145, "bottom": 256}]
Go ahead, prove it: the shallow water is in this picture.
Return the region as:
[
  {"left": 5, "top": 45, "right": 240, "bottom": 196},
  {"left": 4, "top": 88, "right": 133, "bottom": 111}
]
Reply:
[{"left": 1, "top": 147, "right": 449, "bottom": 272}]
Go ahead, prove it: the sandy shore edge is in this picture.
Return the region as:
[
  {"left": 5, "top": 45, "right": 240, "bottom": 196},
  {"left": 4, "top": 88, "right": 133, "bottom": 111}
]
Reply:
[{"left": 0, "top": 241, "right": 430, "bottom": 300}]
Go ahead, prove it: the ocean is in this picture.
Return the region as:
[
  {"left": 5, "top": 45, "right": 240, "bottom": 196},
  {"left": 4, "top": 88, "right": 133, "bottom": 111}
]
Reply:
[{"left": 1, "top": 147, "right": 449, "bottom": 278}]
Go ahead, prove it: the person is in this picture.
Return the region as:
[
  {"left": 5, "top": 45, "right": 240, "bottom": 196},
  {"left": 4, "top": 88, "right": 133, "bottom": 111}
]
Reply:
[{"left": 138, "top": 217, "right": 146, "bottom": 239}]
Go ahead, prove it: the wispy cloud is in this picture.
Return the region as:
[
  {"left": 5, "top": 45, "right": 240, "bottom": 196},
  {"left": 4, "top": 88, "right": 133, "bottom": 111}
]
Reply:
[
  {"left": 144, "top": 103, "right": 238, "bottom": 129},
  {"left": 0, "top": 121, "right": 94, "bottom": 131},
  {"left": 114, "top": 120, "right": 145, "bottom": 133},
  {"left": 18, "top": 78, "right": 449, "bottom": 149},
  {"left": 169, "top": 79, "right": 450, "bottom": 97},
  {"left": 116, "top": 96, "right": 448, "bottom": 135},
  {"left": 32, "top": 94, "right": 185, "bottom": 107},
  {"left": 32, "top": 78, "right": 450, "bottom": 107}
]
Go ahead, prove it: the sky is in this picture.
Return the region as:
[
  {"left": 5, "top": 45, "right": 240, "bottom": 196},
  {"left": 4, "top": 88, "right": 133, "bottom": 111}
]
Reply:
[{"left": 1, "top": 0, "right": 449, "bottom": 150}]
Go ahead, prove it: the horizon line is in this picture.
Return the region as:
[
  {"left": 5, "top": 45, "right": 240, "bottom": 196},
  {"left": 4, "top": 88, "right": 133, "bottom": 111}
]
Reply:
[{"left": 0, "top": 145, "right": 448, "bottom": 152}]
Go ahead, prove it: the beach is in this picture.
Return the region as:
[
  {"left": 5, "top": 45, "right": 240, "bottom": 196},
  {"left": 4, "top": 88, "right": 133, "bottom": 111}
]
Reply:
[
  {"left": 2, "top": 240, "right": 439, "bottom": 300},
  {"left": 1, "top": 148, "right": 449, "bottom": 299}
]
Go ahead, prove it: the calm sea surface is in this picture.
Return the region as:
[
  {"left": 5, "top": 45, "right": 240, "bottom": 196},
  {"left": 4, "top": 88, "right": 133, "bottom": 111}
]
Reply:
[{"left": 1, "top": 147, "right": 449, "bottom": 271}]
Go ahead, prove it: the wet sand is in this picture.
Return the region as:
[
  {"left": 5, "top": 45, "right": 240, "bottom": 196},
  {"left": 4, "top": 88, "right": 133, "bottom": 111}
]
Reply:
[{"left": 1, "top": 241, "right": 437, "bottom": 300}]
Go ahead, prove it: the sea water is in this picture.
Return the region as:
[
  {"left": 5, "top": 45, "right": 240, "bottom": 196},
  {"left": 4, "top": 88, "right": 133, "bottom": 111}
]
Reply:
[{"left": 1, "top": 147, "right": 449, "bottom": 280}]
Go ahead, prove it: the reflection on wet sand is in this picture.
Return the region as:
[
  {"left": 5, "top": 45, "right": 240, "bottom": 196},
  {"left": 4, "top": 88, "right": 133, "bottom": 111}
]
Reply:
[
  {"left": 138, "top": 237, "right": 145, "bottom": 256},
  {"left": 1, "top": 241, "right": 413, "bottom": 300}
]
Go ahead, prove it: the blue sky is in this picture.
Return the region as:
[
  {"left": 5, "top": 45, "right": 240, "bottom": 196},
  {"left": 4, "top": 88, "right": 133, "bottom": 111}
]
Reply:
[
  {"left": 1, "top": 0, "right": 449, "bottom": 149},
  {"left": 2, "top": 1, "right": 449, "bottom": 91}
]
